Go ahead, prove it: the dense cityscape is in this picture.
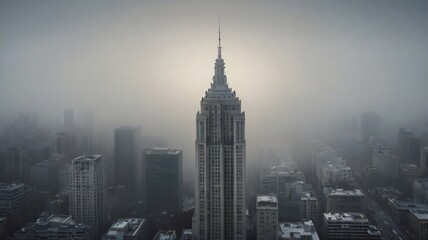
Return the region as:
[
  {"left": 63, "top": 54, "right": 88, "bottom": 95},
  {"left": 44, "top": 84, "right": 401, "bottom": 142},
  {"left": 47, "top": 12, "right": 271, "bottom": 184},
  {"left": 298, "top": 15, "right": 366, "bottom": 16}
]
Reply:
[{"left": 1, "top": 1, "right": 428, "bottom": 240}]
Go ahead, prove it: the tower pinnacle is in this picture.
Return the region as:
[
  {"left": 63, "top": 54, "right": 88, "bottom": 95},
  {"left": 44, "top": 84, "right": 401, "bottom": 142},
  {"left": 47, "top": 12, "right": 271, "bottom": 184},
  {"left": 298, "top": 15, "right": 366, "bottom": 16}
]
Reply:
[{"left": 218, "top": 16, "right": 222, "bottom": 58}]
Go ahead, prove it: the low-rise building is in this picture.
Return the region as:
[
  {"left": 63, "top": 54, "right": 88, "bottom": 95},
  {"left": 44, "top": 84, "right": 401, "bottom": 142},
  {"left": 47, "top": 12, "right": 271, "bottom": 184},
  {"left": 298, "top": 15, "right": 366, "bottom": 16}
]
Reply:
[
  {"left": 388, "top": 198, "right": 428, "bottom": 226},
  {"left": 152, "top": 230, "right": 176, "bottom": 240},
  {"left": 323, "top": 188, "right": 365, "bottom": 212},
  {"left": 279, "top": 220, "right": 319, "bottom": 240},
  {"left": 322, "top": 213, "right": 381, "bottom": 240},
  {"left": 408, "top": 209, "right": 428, "bottom": 240},
  {"left": 413, "top": 178, "right": 428, "bottom": 204},
  {"left": 102, "top": 218, "right": 147, "bottom": 240},
  {"left": 14, "top": 214, "right": 93, "bottom": 240},
  {"left": 180, "top": 229, "right": 192, "bottom": 240}
]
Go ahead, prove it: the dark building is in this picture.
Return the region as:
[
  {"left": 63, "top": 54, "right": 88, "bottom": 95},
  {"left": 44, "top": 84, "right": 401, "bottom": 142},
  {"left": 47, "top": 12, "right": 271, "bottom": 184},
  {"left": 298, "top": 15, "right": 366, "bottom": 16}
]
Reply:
[
  {"left": 143, "top": 148, "right": 182, "bottom": 214},
  {"left": 114, "top": 127, "right": 142, "bottom": 189},
  {"left": 397, "top": 128, "right": 421, "bottom": 165}
]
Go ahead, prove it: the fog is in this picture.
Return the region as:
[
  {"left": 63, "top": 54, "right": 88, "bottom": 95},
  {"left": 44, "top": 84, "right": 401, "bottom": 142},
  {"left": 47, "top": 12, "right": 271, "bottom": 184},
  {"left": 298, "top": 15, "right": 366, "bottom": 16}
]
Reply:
[{"left": 1, "top": 0, "right": 428, "bottom": 173}]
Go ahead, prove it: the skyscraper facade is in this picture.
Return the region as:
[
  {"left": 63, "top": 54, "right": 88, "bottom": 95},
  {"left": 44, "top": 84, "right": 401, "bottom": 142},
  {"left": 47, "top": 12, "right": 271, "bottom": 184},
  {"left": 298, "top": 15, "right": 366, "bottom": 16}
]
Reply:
[
  {"left": 70, "top": 155, "right": 106, "bottom": 239},
  {"left": 193, "top": 31, "right": 246, "bottom": 240},
  {"left": 143, "top": 148, "right": 182, "bottom": 214},
  {"left": 114, "top": 127, "right": 142, "bottom": 189}
]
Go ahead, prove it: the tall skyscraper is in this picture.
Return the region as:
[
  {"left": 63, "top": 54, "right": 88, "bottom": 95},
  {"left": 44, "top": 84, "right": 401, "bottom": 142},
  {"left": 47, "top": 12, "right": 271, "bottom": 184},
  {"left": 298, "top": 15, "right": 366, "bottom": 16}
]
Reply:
[
  {"left": 70, "top": 155, "right": 106, "bottom": 239},
  {"left": 193, "top": 29, "right": 246, "bottom": 240},
  {"left": 143, "top": 148, "right": 182, "bottom": 214},
  {"left": 114, "top": 127, "right": 142, "bottom": 189}
]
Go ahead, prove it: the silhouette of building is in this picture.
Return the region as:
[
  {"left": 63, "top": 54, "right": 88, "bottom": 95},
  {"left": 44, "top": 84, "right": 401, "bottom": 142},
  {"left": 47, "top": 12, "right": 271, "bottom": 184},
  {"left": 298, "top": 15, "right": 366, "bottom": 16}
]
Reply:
[
  {"left": 372, "top": 146, "right": 399, "bottom": 178},
  {"left": 193, "top": 29, "right": 246, "bottom": 240},
  {"left": 143, "top": 148, "right": 182, "bottom": 214},
  {"left": 114, "top": 127, "right": 142, "bottom": 189},
  {"left": 397, "top": 128, "right": 421, "bottom": 165},
  {"left": 361, "top": 111, "right": 382, "bottom": 143},
  {"left": 70, "top": 155, "right": 106, "bottom": 239}
]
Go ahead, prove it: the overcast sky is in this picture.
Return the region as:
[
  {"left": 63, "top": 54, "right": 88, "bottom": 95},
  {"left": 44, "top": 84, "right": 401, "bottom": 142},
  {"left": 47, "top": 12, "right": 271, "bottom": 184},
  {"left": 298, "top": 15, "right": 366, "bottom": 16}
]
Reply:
[{"left": 1, "top": 0, "right": 428, "bottom": 167}]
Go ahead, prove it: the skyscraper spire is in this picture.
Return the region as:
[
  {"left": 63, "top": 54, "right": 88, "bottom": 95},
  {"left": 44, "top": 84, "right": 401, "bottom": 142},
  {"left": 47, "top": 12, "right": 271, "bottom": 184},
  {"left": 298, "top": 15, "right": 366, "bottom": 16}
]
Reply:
[{"left": 218, "top": 16, "right": 222, "bottom": 58}]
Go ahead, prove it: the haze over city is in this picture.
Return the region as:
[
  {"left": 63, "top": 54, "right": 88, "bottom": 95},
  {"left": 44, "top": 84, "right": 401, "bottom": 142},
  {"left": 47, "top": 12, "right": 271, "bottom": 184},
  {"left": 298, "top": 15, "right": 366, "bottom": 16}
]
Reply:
[{"left": 1, "top": 1, "right": 428, "bottom": 240}]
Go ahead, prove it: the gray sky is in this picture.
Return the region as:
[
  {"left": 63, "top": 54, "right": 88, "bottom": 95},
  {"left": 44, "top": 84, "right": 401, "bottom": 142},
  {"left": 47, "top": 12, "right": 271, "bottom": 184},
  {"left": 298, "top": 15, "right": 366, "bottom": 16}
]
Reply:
[{"left": 1, "top": 0, "right": 428, "bottom": 168}]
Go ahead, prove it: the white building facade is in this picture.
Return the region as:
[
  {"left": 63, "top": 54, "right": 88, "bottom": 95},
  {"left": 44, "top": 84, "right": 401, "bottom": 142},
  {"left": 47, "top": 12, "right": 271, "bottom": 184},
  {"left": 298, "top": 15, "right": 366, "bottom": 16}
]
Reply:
[
  {"left": 257, "top": 195, "right": 278, "bottom": 240},
  {"left": 193, "top": 32, "right": 246, "bottom": 240},
  {"left": 70, "top": 155, "right": 106, "bottom": 239}
]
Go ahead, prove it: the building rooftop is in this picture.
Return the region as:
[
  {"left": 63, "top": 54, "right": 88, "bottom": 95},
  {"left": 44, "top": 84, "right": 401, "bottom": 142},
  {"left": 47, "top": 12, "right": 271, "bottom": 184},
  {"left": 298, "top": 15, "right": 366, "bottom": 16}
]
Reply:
[
  {"left": 105, "top": 218, "right": 146, "bottom": 238},
  {"left": 16, "top": 214, "right": 92, "bottom": 235},
  {"left": 325, "top": 188, "right": 364, "bottom": 197},
  {"left": 324, "top": 212, "right": 368, "bottom": 222},
  {"left": 279, "top": 220, "right": 319, "bottom": 240},
  {"left": 180, "top": 229, "right": 192, "bottom": 240},
  {"left": 389, "top": 199, "right": 428, "bottom": 211},
  {"left": 153, "top": 230, "right": 176, "bottom": 240},
  {"left": 145, "top": 148, "right": 182, "bottom": 155},
  {"left": 0, "top": 182, "right": 25, "bottom": 191},
  {"left": 257, "top": 194, "right": 278, "bottom": 208},
  {"left": 410, "top": 209, "right": 428, "bottom": 220}
]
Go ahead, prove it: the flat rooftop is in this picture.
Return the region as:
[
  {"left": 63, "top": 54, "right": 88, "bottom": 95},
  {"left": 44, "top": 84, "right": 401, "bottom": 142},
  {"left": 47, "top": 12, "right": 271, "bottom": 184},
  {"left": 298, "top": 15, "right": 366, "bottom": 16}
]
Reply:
[
  {"left": 279, "top": 221, "right": 319, "bottom": 240},
  {"left": 0, "top": 182, "right": 25, "bottom": 191},
  {"left": 325, "top": 188, "right": 364, "bottom": 197},
  {"left": 389, "top": 199, "right": 428, "bottom": 211},
  {"left": 410, "top": 209, "right": 428, "bottom": 220},
  {"left": 153, "top": 230, "right": 176, "bottom": 240},
  {"left": 145, "top": 148, "right": 182, "bottom": 155},
  {"left": 324, "top": 212, "right": 368, "bottom": 222},
  {"left": 106, "top": 218, "right": 146, "bottom": 237}
]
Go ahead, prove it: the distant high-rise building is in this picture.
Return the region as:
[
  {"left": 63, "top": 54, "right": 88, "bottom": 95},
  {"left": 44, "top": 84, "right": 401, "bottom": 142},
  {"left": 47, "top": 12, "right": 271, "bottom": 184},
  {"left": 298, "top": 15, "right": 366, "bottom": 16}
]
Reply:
[
  {"left": 193, "top": 30, "right": 246, "bottom": 240},
  {"left": 361, "top": 111, "right": 382, "bottom": 143},
  {"left": 70, "top": 155, "right": 106, "bottom": 239},
  {"left": 143, "top": 148, "right": 182, "bottom": 214},
  {"left": 114, "top": 127, "right": 142, "bottom": 189},
  {"left": 14, "top": 214, "right": 93, "bottom": 240},
  {"left": 397, "top": 128, "right": 421, "bottom": 165},
  {"left": 2, "top": 148, "right": 31, "bottom": 182},
  {"left": 372, "top": 146, "right": 399, "bottom": 178},
  {"left": 30, "top": 159, "right": 60, "bottom": 193},
  {"left": 102, "top": 218, "right": 147, "bottom": 240},
  {"left": 64, "top": 109, "right": 74, "bottom": 132},
  {"left": 421, "top": 147, "right": 428, "bottom": 176},
  {"left": 256, "top": 195, "right": 278, "bottom": 240},
  {"left": 50, "top": 132, "right": 77, "bottom": 164}
]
